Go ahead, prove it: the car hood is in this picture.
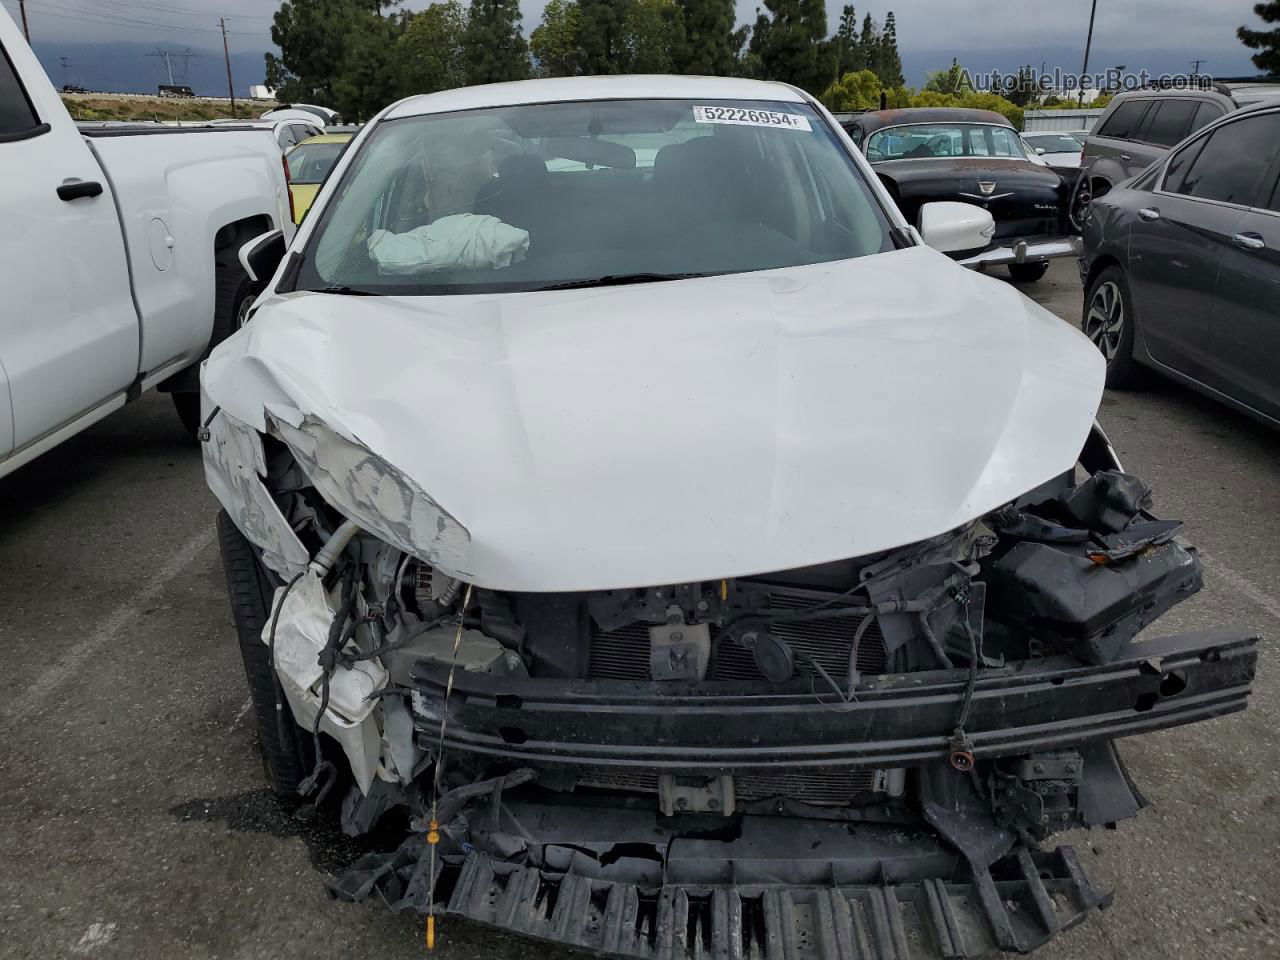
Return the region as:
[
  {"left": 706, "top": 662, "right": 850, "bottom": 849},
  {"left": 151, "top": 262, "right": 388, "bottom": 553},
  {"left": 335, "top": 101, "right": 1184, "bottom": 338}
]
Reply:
[
  {"left": 875, "top": 157, "right": 1063, "bottom": 192},
  {"left": 203, "top": 246, "right": 1104, "bottom": 592}
]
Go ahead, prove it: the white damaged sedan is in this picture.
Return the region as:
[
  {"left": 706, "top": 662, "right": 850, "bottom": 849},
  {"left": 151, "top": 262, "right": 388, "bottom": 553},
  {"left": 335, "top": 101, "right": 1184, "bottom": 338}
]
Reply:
[{"left": 202, "top": 76, "right": 1255, "bottom": 959}]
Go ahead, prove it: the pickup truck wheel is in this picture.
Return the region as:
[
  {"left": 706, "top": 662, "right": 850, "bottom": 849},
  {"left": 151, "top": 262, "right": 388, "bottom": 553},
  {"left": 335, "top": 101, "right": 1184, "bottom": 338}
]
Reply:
[
  {"left": 1008, "top": 262, "right": 1049, "bottom": 283},
  {"left": 216, "top": 510, "right": 313, "bottom": 797},
  {"left": 1085, "top": 266, "right": 1137, "bottom": 388},
  {"left": 172, "top": 266, "right": 256, "bottom": 437}
]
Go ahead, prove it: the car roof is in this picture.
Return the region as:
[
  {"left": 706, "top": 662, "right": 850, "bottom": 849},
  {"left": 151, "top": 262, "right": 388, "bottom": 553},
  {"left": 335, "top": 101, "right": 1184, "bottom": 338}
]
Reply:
[
  {"left": 844, "top": 108, "right": 1013, "bottom": 132},
  {"left": 1104, "top": 86, "right": 1236, "bottom": 108},
  {"left": 384, "top": 75, "right": 805, "bottom": 120}
]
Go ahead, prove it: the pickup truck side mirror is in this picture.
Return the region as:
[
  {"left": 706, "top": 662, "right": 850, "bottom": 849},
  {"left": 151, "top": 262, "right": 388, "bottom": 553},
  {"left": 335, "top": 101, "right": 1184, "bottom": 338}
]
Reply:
[
  {"left": 1035, "top": 146, "right": 1047, "bottom": 155},
  {"left": 917, "top": 202, "right": 996, "bottom": 254},
  {"left": 240, "top": 229, "right": 286, "bottom": 283}
]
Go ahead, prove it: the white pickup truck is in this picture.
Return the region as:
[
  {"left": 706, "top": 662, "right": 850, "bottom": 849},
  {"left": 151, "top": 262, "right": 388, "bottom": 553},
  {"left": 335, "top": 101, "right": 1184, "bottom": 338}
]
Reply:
[{"left": 0, "top": 7, "right": 293, "bottom": 479}]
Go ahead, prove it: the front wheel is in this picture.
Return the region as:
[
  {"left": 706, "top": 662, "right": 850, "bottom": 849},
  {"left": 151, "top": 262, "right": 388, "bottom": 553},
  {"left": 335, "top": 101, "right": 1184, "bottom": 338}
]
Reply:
[
  {"left": 217, "top": 510, "right": 314, "bottom": 797},
  {"left": 1008, "top": 261, "right": 1050, "bottom": 283},
  {"left": 1084, "top": 265, "right": 1138, "bottom": 388}
]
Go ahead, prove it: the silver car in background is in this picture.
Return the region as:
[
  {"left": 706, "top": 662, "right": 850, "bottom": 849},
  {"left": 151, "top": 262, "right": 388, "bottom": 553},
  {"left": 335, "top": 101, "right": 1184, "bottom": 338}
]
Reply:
[{"left": 1082, "top": 88, "right": 1234, "bottom": 198}]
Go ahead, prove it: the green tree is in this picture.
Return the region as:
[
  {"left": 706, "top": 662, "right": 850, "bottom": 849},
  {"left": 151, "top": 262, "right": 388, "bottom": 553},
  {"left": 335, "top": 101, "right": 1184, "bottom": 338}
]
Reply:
[
  {"left": 819, "top": 67, "right": 880, "bottom": 111},
  {"left": 1004, "top": 64, "right": 1040, "bottom": 107},
  {"left": 333, "top": 8, "right": 404, "bottom": 120},
  {"left": 1239, "top": 1, "right": 1280, "bottom": 72},
  {"left": 463, "top": 0, "right": 531, "bottom": 83},
  {"left": 876, "top": 11, "right": 903, "bottom": 87},
  {"left": 266, "top": 0, "right": 385, "bottom": 107},
  {"left": 396, "top": 1, "right": 468, "bottom": 95},
  {"left": 756, "top": 0, "right": 833, "bottom": 94},
  {"left": 619, "top": 0, "right": 686, "bottom": 71},
  {"left": 857, "top": 13, "right": 878, "bottom": 73},
  {"left": 833, "top": 5, "right": 860, "bottom": 78},
  {"left": 577, "top": 0, "right": 631, "bottom": 73},
  {"left": 676, "top": 0, "right": 738, "bottom": 75},
  {"left": 531, "top": 0, "right": 587, "bottom": 76},
  {"left": 923, "top": 57, "right": 971, "bottom": 95}
]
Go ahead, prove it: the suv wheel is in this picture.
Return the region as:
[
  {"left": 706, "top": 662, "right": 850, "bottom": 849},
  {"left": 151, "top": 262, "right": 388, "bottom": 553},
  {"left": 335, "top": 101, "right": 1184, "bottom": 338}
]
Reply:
[{"left": 1084, "top": 266, "right": 1138, "bottom": 388}]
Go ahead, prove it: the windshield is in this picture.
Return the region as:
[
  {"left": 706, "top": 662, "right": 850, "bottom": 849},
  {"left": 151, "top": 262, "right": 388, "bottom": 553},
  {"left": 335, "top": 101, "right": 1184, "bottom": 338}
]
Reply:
[
  {"left": 294, "top": 98, "right": 894, "bottom": 295},
  {"left": 866, "top": 123, "right": 1028, "bottom": 162},
  {"left": 287, "top": 140, "right": 348, "bottom": 185},
  {"left": 1024, "top": 133, "right": 1084, "bottom": 154}
]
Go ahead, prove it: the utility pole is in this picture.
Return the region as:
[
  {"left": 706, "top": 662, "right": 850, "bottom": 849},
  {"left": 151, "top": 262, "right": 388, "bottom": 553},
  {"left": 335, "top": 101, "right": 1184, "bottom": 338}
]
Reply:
[
  {"left": 148, "top": 48, "right": 176, "bottom": 86},
  {"left": 59, "top": 56, "right": 70, "bottom": 88},
  {"left": 219, "top": 18, "right": 236, "bottom": 118},
  {"left": 18, "top": 0, "right": 29, "bottom": 41},
  {"left": 1190, "top": 59, "right": 1206, "bottom": 75},
  {"left": 1080, "top": 0, "right": 1099, "bottom": 106}
]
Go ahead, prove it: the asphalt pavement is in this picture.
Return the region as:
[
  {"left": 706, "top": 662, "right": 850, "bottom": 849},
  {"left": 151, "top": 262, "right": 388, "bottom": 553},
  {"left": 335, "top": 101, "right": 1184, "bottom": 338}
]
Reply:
[{"left": 1, "top": 260, "right": 1276, "bottom": 960}]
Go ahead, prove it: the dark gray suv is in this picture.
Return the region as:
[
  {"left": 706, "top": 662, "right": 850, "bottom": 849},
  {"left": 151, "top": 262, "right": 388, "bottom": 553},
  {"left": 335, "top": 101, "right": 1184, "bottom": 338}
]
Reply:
[
  {"left": 1082, "top": 88, "right": 1234, "bottom": 198},
  {"left": 1080, "top": 103, "right": 1280, "bottom": 425}
]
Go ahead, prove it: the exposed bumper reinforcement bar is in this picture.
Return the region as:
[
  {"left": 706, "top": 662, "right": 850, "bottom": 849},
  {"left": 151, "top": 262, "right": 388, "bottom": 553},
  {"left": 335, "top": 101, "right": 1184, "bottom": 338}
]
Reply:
[
  {"left": 958, "top": 234, "right": 1082, "bottom": 269},
  {"left": 444, "top": 844, "right": 1111, "bottom": 959},
  {"left": 411, "top": 629, "right": 1257, "bottom": 771}
]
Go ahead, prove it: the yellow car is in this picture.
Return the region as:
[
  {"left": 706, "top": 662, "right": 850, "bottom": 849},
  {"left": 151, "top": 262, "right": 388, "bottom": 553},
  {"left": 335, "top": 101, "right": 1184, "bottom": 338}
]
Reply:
[{"left": 284, "top": 133, "right": 352, "bottom": 223}]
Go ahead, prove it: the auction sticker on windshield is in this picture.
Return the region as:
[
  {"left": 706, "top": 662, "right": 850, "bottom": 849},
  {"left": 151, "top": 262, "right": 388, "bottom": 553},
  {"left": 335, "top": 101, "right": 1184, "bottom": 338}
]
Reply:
[{"left": 692, "top": 105, "right": 812, "bottom": 131}]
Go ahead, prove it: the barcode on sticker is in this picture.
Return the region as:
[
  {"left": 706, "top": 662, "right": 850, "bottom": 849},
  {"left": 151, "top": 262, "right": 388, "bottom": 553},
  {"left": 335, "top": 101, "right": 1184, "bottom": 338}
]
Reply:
[{"left": 692, "top": 105, "right": 812, "bottom": 131}]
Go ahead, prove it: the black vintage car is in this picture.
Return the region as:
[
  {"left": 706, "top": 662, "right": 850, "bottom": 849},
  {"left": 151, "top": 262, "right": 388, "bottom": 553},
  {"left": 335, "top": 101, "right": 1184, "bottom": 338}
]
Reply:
[{"left": 842, "top": 108, "right": 1080, "bottom": 282}]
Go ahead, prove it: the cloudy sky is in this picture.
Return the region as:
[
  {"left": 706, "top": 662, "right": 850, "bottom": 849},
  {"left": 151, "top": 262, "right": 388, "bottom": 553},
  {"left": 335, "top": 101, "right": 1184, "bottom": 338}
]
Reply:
[{"left": 2, "top": 0, "right": 1267, "bottom": 87}]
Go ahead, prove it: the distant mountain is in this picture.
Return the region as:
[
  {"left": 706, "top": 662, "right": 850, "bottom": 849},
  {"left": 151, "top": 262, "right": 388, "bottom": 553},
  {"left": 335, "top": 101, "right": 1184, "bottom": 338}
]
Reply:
[{"left": 29, "top": 39, "right": 273, "bottom": 97}]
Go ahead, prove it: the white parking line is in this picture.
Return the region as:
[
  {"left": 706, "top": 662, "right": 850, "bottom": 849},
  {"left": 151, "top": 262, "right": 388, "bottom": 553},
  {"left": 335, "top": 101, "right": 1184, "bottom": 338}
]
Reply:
[
  {"left": 2, "top": 527, "right": 216, "bottom": 722},
  {"left": 1200, "top": 550, "right": 1280, "bottom": 623}
]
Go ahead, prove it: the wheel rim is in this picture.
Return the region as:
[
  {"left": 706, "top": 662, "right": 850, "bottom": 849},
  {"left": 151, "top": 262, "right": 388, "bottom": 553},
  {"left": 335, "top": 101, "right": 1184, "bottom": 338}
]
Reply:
[
  {"left": 235, "top": 292, "right": 255, "bottom": 330},
  {"left": 1086, "top": 280, "right": 1125, "bottom": 362}
]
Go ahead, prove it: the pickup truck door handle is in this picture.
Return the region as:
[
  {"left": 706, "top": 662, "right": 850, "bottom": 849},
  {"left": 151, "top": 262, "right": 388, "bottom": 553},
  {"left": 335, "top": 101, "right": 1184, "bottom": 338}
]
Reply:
[
  {"left": 1233, "top": 232, "right": 1266, "bottom": 251},
  {"left": 56, "top": 180, "right": 103, "bottom": 201},
  {"left": 1138, "top": 207, "right": 1161, "bottom": 222}
]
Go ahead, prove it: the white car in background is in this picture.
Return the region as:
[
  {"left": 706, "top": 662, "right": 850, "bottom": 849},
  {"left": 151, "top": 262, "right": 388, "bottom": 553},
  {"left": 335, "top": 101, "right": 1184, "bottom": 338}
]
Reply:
[
  {"left": 202, "top": 75, "right": 1256, "bottom": 959},
  {"left": 0, "top": 6, "right": 293, "bottom": 478},
  {"left": 1022, "top": 130, "right": 1087, "bottom": 176}
]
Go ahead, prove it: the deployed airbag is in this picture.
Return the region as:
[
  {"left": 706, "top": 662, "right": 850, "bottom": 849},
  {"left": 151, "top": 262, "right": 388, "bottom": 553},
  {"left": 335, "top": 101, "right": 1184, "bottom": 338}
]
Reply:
[{"left": 367, "top": 214, "right": 530, "bottom": 274}]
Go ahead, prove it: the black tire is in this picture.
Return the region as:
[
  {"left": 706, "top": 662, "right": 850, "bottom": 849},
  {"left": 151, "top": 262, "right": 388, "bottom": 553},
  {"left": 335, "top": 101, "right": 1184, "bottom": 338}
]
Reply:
[
  {"left": 1008, "top": 261, "right": 1050, "bottom": 283},
  {"left": 172, "top": 392, "right": 203, "bottom": 437},
  {"left": 217, "top": 510, "right": 313, "bottom": 797},
  {"left": 1084, "top": 265, "right": 1138, "bottom": 388},
  {"left": 172, "top": 265, "right": 256, "bottom": 437}
]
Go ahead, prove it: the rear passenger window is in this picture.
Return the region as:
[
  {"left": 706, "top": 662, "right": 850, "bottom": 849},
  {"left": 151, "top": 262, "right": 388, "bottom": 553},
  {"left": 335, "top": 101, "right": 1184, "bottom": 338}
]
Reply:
[
  {"left": 1189, "top": 102, "right": 1223, "bottom": 135},
  {"left": 1163, "top": 137, "right": 1206, "bottom": 193},
  {"left": 1173, "top": 113, "right": 1280, "bottom": 205},
  {"left": 0, "top": 42, "right": 42, "bottom": 137},
  {"left": 1143, "top": 100, "right": 1199, "bottom": 146},
  {"left": 1098, "top": 100, "right": 1149, "bottom": 140}
]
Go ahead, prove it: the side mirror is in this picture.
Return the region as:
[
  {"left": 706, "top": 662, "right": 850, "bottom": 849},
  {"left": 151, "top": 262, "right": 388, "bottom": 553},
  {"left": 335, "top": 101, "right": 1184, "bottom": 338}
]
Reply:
[
  {"left": 1035, "top": 146, "right": 1047, "bottom": 155},
  {"left": 239, "top": 229, "right": 286, "bottom": 283},
  {"left": 918, "top": 202, "right": 996, "bottom": 254}
]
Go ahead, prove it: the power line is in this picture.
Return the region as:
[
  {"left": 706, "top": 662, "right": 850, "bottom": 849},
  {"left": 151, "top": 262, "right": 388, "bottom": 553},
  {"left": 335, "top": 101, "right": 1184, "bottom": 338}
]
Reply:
[{"left": 23, "top": 0, "right": 274, "bottom": 34}]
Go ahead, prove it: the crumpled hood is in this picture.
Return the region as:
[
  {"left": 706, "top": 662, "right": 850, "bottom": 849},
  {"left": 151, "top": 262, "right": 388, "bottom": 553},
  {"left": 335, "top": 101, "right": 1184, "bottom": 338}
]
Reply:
[{"left": 203, "top": 246, "right": 1104, "bottom": 591}]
